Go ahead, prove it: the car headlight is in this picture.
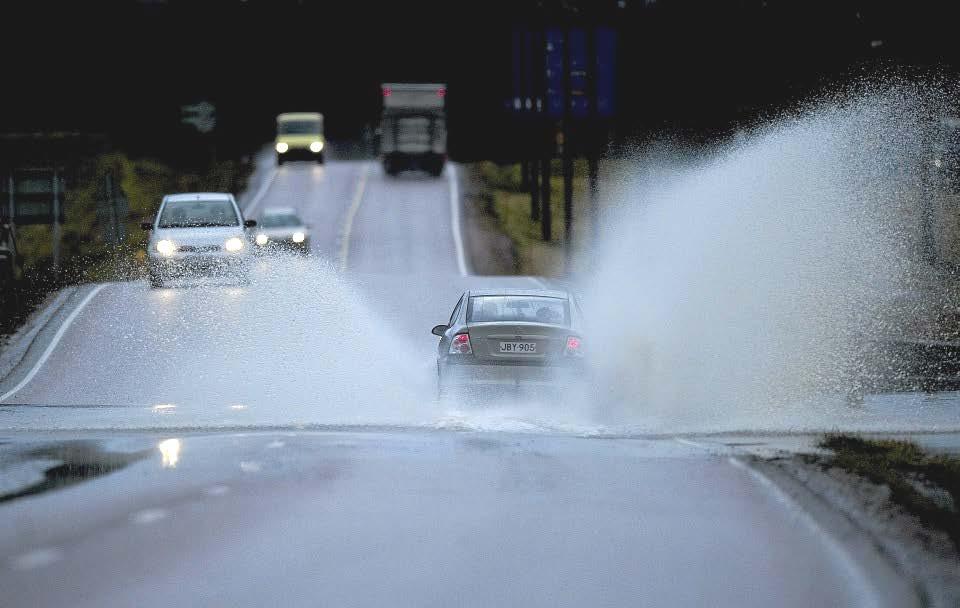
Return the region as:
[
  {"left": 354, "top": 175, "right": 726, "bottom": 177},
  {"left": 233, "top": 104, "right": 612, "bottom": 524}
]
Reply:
[
  {"left": 309, "top": 141, "right": 323, "bottom": 153},
  {"left": 275, "top": 142, "right": 289, "bottom": 154},
  {"left": 156, "top": 240, "right": 176, "bottom": 256},
  {"left": 292, "top": 231, "right": 306, "bottom": 243},
  {"left": 224, "top": 237, "right": 244, "bottom": 252},
  {"left": 255, "top": 233, "right": 268, "bottom": 246}
]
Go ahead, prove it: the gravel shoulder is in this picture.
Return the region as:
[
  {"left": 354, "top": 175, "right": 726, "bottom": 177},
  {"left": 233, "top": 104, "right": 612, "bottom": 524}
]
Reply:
[{"left": 759, "top": 453, "right": 960, "bottom": 607}]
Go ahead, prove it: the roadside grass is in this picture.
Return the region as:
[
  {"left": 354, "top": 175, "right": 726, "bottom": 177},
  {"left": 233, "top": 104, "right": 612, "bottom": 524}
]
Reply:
[
  {"left": 819, "top": 434, "right": 960, "bottom": 550},
  {"left": 472, "top": 160, "right": 596, "bottom": 277}
]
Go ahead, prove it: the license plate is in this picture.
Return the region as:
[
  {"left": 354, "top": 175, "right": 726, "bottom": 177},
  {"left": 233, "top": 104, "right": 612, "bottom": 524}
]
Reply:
[{"left": 499, "top": 341, "right": 536, "bottom": 353}]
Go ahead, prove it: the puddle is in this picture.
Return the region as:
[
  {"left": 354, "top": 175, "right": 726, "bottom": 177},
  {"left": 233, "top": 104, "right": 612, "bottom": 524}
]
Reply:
[{"left": 0, "top": 441, "right": 151, "bottom": 504}]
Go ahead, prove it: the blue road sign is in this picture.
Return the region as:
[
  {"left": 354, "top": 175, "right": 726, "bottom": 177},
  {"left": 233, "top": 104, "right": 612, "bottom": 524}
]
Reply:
[
  {"left": 512, "top": 26, "right": 617, "bottom": 121},
  {"left": 545, "top": 28, "right": 565, "bottom": 118},
  {"left": 568, "top": 28, "right": 589, "bottom": 118},
  {"left": 596, "top": 27, "right": 617, "bottom": 118}
]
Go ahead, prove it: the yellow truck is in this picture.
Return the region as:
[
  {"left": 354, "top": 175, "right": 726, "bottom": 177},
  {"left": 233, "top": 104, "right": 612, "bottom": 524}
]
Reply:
[{"left": 275, "top": 112, "right": 325, "bottom": 165}]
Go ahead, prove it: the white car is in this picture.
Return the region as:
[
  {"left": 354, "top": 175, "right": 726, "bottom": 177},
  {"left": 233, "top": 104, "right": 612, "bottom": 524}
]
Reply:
[{"left": 142, "top": 192, "right": 256, "bottom": 288}]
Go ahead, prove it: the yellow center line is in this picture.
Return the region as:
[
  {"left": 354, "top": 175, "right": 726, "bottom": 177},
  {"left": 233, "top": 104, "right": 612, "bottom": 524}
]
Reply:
[{"left": 338, "top": 163, "right": 370, "bottom": 271}]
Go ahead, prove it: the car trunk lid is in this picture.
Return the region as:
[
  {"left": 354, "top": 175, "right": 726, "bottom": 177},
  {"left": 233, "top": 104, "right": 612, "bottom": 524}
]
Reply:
[{"left": 467, "top": 323, "right": 569, "bottom": 363}]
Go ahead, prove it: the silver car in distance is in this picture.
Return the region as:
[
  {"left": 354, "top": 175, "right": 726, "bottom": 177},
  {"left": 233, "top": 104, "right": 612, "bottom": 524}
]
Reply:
[
  {"left": 141, "top": 192, "right": 256, "bottom": 288},
  {"left": 432, "top": 288, "right": 586, "bottom": 399},
  {"left": 253, "top": 207, "right": 310, "bottom": 255}
]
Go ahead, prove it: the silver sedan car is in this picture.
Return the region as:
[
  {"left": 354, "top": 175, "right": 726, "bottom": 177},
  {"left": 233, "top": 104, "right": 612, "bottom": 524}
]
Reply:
[
  {"left": 142, "top": 192, "right": 256, "bottom": 288},
  {"left": 253, "top": 207, "right": 310, "bottom": 254},
  {"left": 432, "top": 288, "right": 586, "bottom": 398}
]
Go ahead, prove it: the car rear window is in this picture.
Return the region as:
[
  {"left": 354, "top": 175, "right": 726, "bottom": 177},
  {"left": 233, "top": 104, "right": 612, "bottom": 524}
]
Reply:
[{"left": 468, "top": 296, "right": 569, "bottom": 326}]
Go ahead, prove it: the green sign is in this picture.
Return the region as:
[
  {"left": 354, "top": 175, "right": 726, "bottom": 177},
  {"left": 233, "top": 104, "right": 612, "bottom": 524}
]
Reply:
[{"left": 2, "top": 169, "right": 65, "bottom": 225}]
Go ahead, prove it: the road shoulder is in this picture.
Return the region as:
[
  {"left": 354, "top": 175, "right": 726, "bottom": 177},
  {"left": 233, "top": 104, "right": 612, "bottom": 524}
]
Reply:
[
  {"left": 0, "top": 287, "right": 76, "bottom": 384},
  {"left": 0, "top": 284, "right": 110, "bottom": 401},
  {"left": 756, "top": 454, "right": 960, "bottom": 607},
  {"left": 459, "top": 164, "right": 519, "bottom": 275}
]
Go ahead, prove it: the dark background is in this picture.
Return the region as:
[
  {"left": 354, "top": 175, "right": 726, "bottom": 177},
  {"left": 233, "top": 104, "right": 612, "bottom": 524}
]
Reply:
[{"left": 1, "top": 0, "right": 957, "bottom": 162}]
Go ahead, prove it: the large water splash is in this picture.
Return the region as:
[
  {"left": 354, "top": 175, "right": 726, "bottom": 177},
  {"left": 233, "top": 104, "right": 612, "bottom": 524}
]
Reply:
[{"left": 584, "top": 80, "right": 960, "bottom": 432}]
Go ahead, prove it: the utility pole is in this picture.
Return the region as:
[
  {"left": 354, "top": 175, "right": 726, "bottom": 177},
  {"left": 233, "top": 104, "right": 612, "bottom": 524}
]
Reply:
[
  {"left": 530, "top": 155, "right": 541, "bottom": 221},
  {"left": 541, "top": 150, "right": 552, "bottom": 241},
  {"left": 7, "top": 173, "right": 13, "bottom": 222},
  {"left": 51, "top": 167, "right": 61, "bottom": 280},
  {"left": 586, "top": 25, "right": 601, "bottom": 269},
  {"left": 562, "top": 26, "right": 574, "bottom": 270},
  {"left": 531, "top": 28, "right": 544, "bottom": 223}
]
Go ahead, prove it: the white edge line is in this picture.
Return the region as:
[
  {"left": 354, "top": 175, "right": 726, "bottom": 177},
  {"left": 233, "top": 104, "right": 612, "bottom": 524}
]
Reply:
[
  {"left": 241, "top": 166, "right": 278, "bottom": 217},
  {"left": 447, "top": 164, "right": 469, "bottom": 277},
  {"left": 0, "top": 288, "right": 74, "bottom": 379},
  {"left": 0, "top": 283, "right": 109, "bottom": 403},
  {"left": 727, "top": 456, "right": 883, "bottom": 608},
  {"left": 339, "top": 163, "right": 370, "bottom": 271},
  {"left": 674, "top": 437, "right": 712, "bottom": 449}
]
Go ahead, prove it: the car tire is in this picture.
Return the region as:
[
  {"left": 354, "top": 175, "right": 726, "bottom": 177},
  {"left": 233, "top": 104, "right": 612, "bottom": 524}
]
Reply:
[
  {"left": 276, "top": 154, "right": 285, "bottom": 166},
  {"left": 436, "top": 364, "right": 446, "bottom": 400},
  {"left": 148, "top": 272, "right": 163, "bottom": 289},
  {"left": 316, "top": 153, "right": 324, "bottom": 164}
]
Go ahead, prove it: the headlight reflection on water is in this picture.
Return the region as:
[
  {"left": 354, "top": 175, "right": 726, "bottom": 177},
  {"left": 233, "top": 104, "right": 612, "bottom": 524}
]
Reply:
[
  {"left": 158, "top": 438, "right": 181, "bottom": 468},
  {"left": 156, "top": 240, "right": 176, "bottom": 256}
]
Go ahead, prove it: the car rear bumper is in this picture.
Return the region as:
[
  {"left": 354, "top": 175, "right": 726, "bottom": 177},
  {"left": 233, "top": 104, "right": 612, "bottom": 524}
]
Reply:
[{"left": 439, "top": 361, "right": 585, "bottom": 388}]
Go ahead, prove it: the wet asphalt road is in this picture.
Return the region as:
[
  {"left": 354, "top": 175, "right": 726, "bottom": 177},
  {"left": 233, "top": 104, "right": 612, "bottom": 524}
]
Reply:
[
  {"left": 0, "top": 431, "right": 877, "bottom": 608},
  {"left": 0, "top": 150, "right": 916, "bottom": 606}
]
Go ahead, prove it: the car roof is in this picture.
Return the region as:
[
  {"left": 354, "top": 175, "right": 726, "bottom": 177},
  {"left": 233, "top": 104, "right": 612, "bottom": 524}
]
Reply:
[
  {"left": 163, "top": 192, "right": 235, "bottom": 203},
  {"left": 468, "top": 288, "right": 569, "bottom": 299}
]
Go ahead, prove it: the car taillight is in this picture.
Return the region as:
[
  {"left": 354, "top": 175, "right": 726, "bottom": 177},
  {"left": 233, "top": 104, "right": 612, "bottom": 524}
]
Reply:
[
  {"left": 564, "top": 336, "right": 583, "bottom": 357},
  {"left": 449, "top": 333, "right": 472, "bottom": 355}
]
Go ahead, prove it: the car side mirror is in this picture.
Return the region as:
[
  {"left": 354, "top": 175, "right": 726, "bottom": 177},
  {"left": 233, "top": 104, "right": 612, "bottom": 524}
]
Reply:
[
  {"left": 431, "top": 324, "right": 448, "bottom": 337},
  {"left": 140, "top": 221, "right": 153, "bottom": 230},
  {"left": 244, "top": 219, "right": 257, "bottom": 228}
]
